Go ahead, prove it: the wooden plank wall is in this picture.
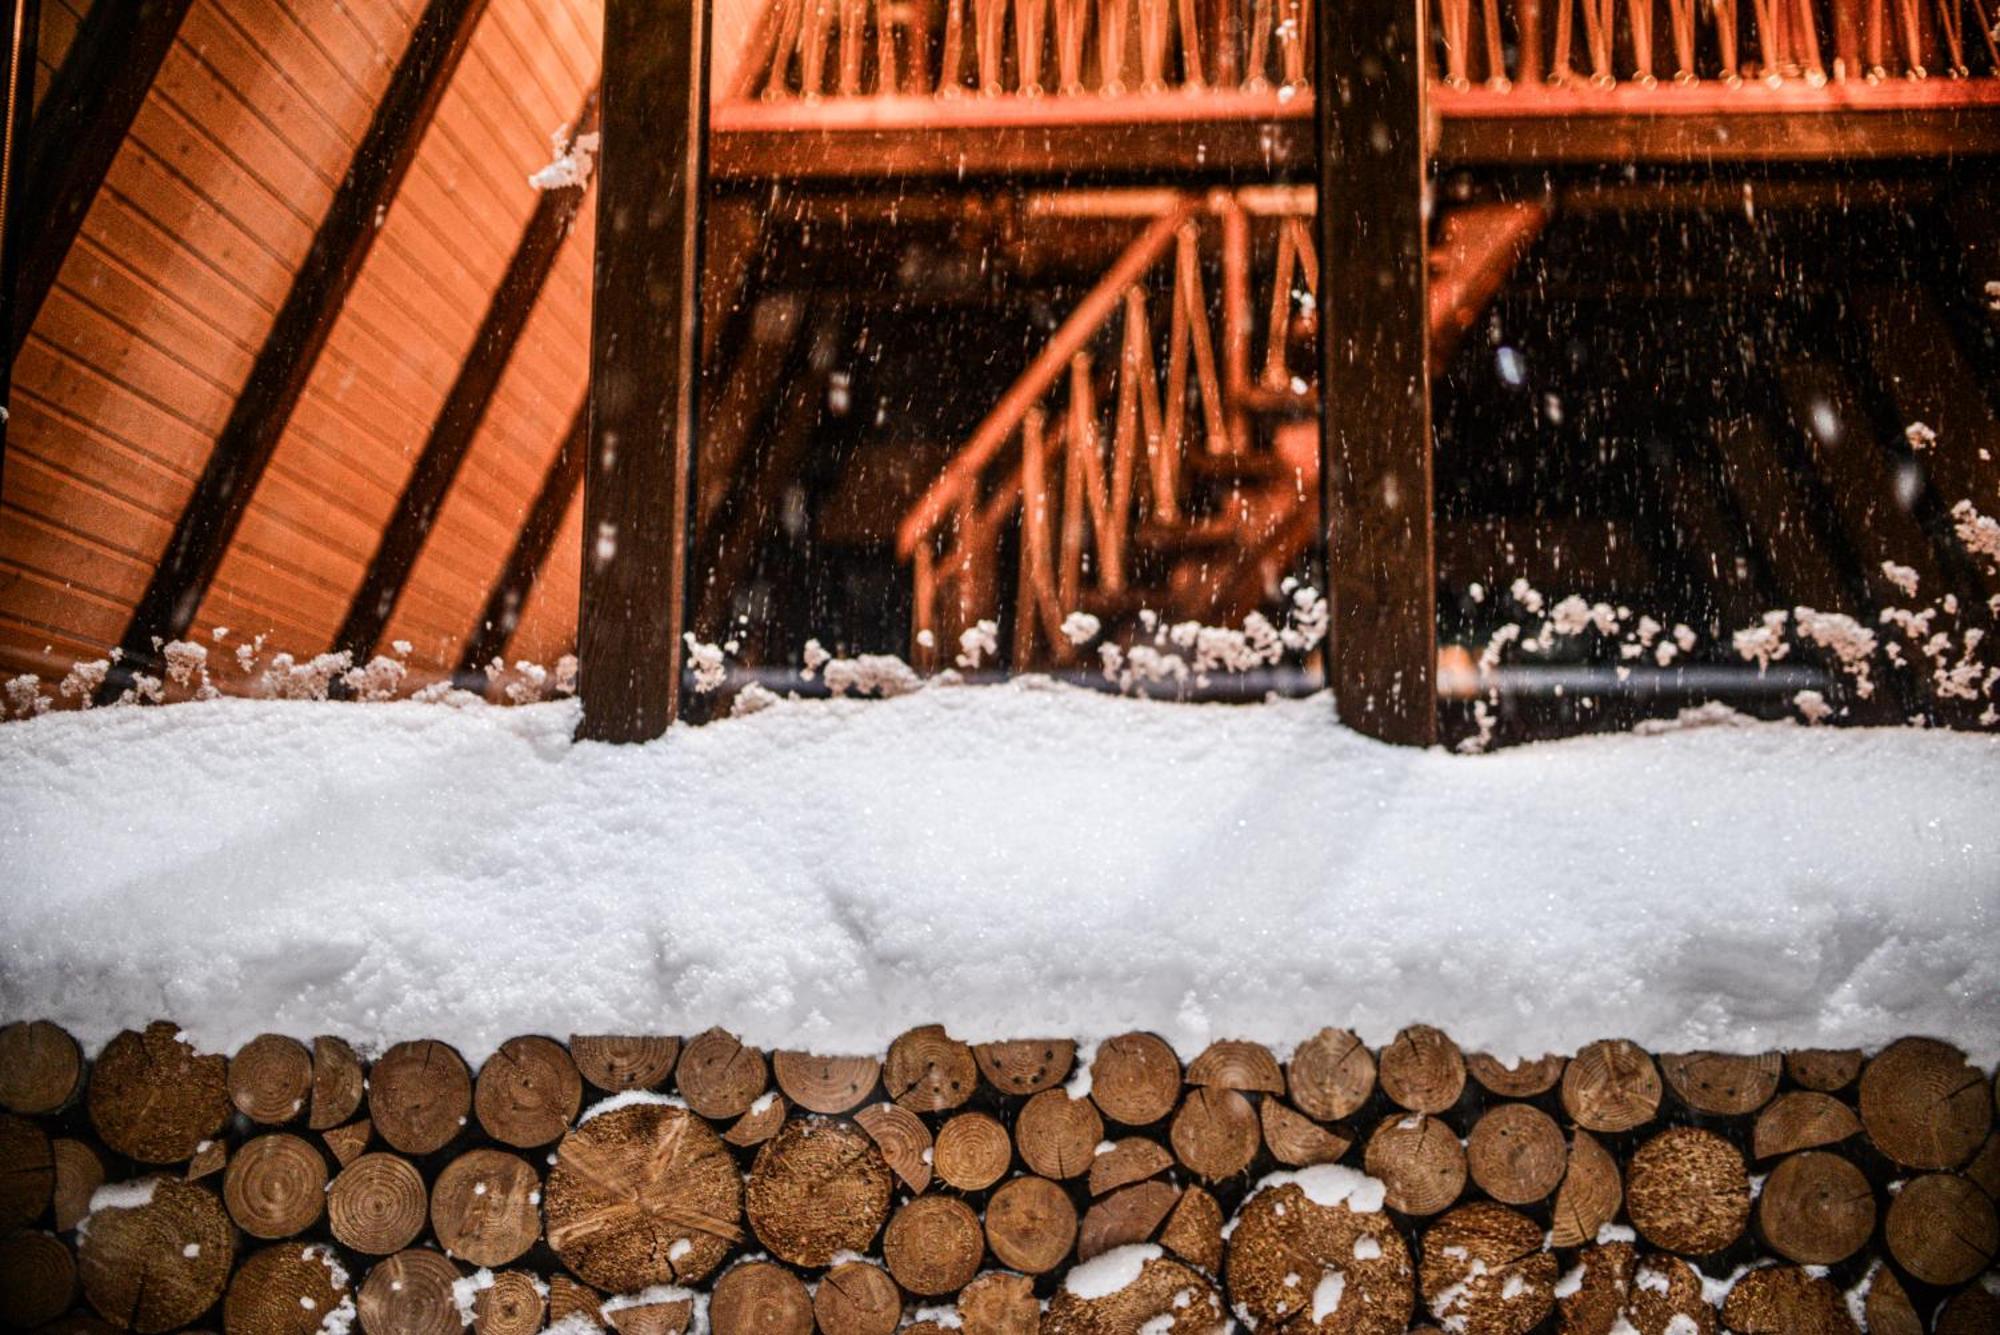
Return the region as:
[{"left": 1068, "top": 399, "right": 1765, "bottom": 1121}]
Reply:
[{"left": 0, "top": 0, "right": 619, "bottom": 688}]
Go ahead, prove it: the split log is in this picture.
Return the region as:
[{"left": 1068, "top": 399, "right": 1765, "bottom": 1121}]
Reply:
[
  {"left": 957, "top": 1271, "right": 1038, "bottom": 1335},
  {"left": 0, "top": 1020, "right": 83, "bottom": 1114},
  {"left": 1016, "top": 1089, "right": 1104, "bottom": 1180},
  {"left": 221, "top": 1133, "right": 327, "bottom": 1239},
  {"left": 185, "top": 1137, "right": 226, "bottom": 1185},
  {"left": 724, "top": 1094, "right": 788, "bottom": 1147},
  {"left": 1660, "top": 1051, "right": 1781, "bottom": 1117},
  {"left": 1363, "top": 1113, "right": 1467, "bottom": 1216},
  {"left": 474, "top": 1035, "right": 583, "bottom": 1148},
  {"left": 886, "top": 1026, "right": 979, "bottom": 1113},
  {"left": 1044, "top": 1248, "right": 1226, "bottom": 1335},
  {"left": 229, "top": 1035, "right": 313, "bottom": 1125},
  {"left": 1261, "top": 1098, "right": 1353, "bottom": 1167},
  {"left": 854, "top": 1101, "right": 932, "bottom": 1192},
  {"left": 571, "top": 1035, "right": 680, "bottom": 1092},
  {"left": 77, "top": 1176, "right": 234, "bottom": 1332},
  {"left": 87, "top": 1022, "right": 230, "bottom": 1164},
  {"left": 1784, "top": 1048, "right": 1863, "bottom": 1092},
  {"left": 1752, "top": 1090, "right": 1861, "bottom": 1159},
  {"left": 467, "top": 1270, "right": 546, "bottom": 1335},
  {"left": 1755, "top": 1150, "right": 1875, "bottom": 1265},
  {"left": 676, "top": 1029, "right": 769, "bottom": 1120},
  {"left": 1078, "top": 1179, "right": 1178, "bottom": 1260},
  {"left": 221, "top": 1242, "right": 351, "bottom": 1335},
  {"left": 548, "top": 1273, "right": 603, "bottom": 1327},
  {"left": 1286, "top": 1028, "right": 1376, "bottom": 1122},
  {"left": 328, "top": 1152, "right": 428, "bottom": 1255},
  {"left": 1223, "top": 1175, "right": 1413, "bottom": 1333},
  {"left": 0, "top": 1112, "right": 54, "bottom": 1230},
  {"left": 1936, "top": 1288, "right": 2000, "bottom": 1335},
  {"left": 710, "top": 1259, "right": 813, "bottom": 1335},
  {"left": 545, "top": 1101, "right": 742, "bottom": 1290},
  {"left": 1859, "top": 1264, "right": 1922, "bottom": 1335},
  {"left": 1624, "top": 1126, "right": 1750, "bottom": 1255},
  {"left": 606, "top": 1292, "right": 696, "bottom": 1335},
  {"left": 745, "top": 1117, "right": 893, "bottom": 1266},
  {"left": 1882, "top": 1171, "right": 1997, "bottom": 1285},
  {"left": 1857, "top": 1036, "right": 1991, "bottom": 1170},
  {"left": 1169, "top": 1086, "right": 1259, "bottom": 1181},
  {"left": 308, "top": 1036, "right": 366, "bottom": 1132},
  {"left": 1380, "top": 1025, "right": 1466, "bottom": 1114},
  {"left": 984, "top": 1173, "right": 1078, "bottom": 1273},
  {"left": 1548, "top": 1129, "right": 1622, "bottom": 1248},
  {"left": 1418, "top": 1202, "right": 1556, "bottom": 1335},
  {"left": 52, "top": 1136, "right": 105, "bottom": 1231},
  {"left": 772, "top": 1052, "right": 881, "bottom": 1115},
  {"left": 1187, "top": 1040, "right": 1284, "bottom": 1093},
  {"left": 355, "top": 1248, "right": 461, "bottom": 1335},
  {"left": 1465, "top": 1102, "right": 1567, "bottom": 1205},
  {"left": 0, "top": 1227, "right": 76, "bottom": 1329},
  {"left": 1088, "top": 1137, "right": 1172, "bottom": 1195},
  {"left": 1465, "top": 1051, "right": 1564, "bottom": 1099},
  {"left": 1561, "top": 1040, "right": 1662, "bottom": 1134},
  {"left": 323, "top": 1119, "right": 372, "bottom": 1167},
  {"left": 882, "top": 1194, "right": 984, "bottom": 1296},
  {"left": 1718, "top": 1265, "right": 1859, "bottom": 1334},
  {"left": 1156, "top": 1183, "right": 1223, "bottom": 1273},
  {"left": 1089, "top": 1033, "right": 1182, "bottom": 1127},
  {"left": 367, "top": 1040, "right": 472, "bottom": 1157},
  {"left": 1553, "top": 1243, "right": 1717, "bottom": 1335},
  {"left": 813, "top": 1259, "right": 902, "bottom": 1335},
  {"left": 429, "top": 1147, "right": 542, "bottom": 1268},
  {"left": 934, "top": 1112, "right": 1012, "bottom": 1191},
  {"left": 973, "top": 1040, "right": 1076, "bottom": 1096}
]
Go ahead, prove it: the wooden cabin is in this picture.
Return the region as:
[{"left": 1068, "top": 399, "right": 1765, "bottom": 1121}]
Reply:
[{"left": 2, "top": 0, "right": 1997, "bottom": 746}]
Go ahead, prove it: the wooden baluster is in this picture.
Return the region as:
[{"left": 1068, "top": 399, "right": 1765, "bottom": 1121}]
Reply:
[
  {"left": 1140, "top": 0, "right": 1171, "bottom": 88},
  {"left": 1220, "top": 197, "right": 1253, "bottom": 457},
  {"left": 1100, "top": 0, "right": 1131, "bottom": 91},
  {"left": 763, "top": 0, "right": 805, "bottom": 96},
  {"left": 976, "top": 0, "right": 1007, "bottom": 90},
  {"left": 1216, "top": 0, "right": 1243, "bottom": 87},
  {"left": 1480, "top": 0, "right": 1509, "bottom": 84},
  {"left": 1178, "top": 0, "right": 1209, "bottom": 86},
  {"left": 1550, "top": 0, "right": 1577, "bottom": 82},
  {"left": 1114, "top": 289, "right": 1150, "bottom": 539},
  {"left": 1244, "top": 0, "right": 1273, "bottom": 86},
  {"left": 1750, "top": 0, "right": 1791, "bottom": 76},
  {"left": 1794, "top": 0, "right": 1827, "bottom": 80},
  {"left": 1177, "top": 223, "right": 1230, "bottom": 457},
  {"left": 1072, "top": 356, "right": 1119, "bottom": 594},
  {"left": 1972, "top": 0, "right": 2000, "bottom": 67},
  {"left": 1262, "top": 220, "right": 1298, "bottom": 390},
  {"left": 913, "top": 544, "right": 938, "bottom": 667},
  {"left": 1932, "top": 0, "right": 1967, "bottom": 73},
  {"left": 1126, "top": 287, "right": 1173, "bottom": 524},
  {"left": 1439, "top": 0, "right": 1473, "bottom": 85},
  {"left": 1830, "top": 0, "right": 1863, "bottom": 75},
  {"left": 1579, "top": 0, "right": 1614, "bottom": 83},
  {"left": 1665, "top": 0, "right": 1698, "bottom": 80},
  {"left": 1893, "top": 0, "right": 1924, "bottom": 74},
  {"left": 1864, "top": 0, "right": 1886, "bottom": 73},
  {"left": 1279, "top": 0, "right": 1307, "bottom": 90},
  {"left": 1017, "top": 0, "right": 1050, "bottom": 91},
  {"left": 1629, "top": 0, "right": 1656, "bottom": 82},
  {"left": 840, "top": 0, "right": 866, "bottom": 92},
  {"left": 1516, "top": 0, "right": 1545, "bottom": 80},
  {"left": 1060, "top": 375, "right": 1088, "bottom": 616},
  {"left": 1714, "top": 0, "right": 1741, "bottom": 79},
  {"left": 1056, "top": 0, "right": 1089, "bottom": 90},
  {"left": 802, "top": 0, "right": 833, "bottom": 95},
  {"left": 940, "top": 0, "right": 969, "bottom": 93},
  {"left": 877, "top": 0, "right": 901, "bottom": 94},
  {"left": 1162, "top": 241, "right": 1192, "bottom": 491}
]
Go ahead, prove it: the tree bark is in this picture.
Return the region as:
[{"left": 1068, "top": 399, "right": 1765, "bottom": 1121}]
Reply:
[
  {"left": 474, "top": 1035, "right": 583, "bottom": 1148},
  {"left": 745, "top": 1118, "right": 893, "bottom": 1267},
  {"left": 430, "top": 1147, "right": 542, "bottom": 1268},
  {"left": 221, "top": 1133, "right": 327, "bottom": 1239}
]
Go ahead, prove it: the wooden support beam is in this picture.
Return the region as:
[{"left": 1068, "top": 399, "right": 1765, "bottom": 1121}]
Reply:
[
  {"left": 457, "top": 400, "right": 589, "bottom": 676},
  {"left": 8, "top": 0, "right": 187, "bottom": 362},
  {"left": 1316, "top": 0, "right": 1436, "bottom": 744},
  {"left": 335, "top": 90, "right": 599, "bottom": 664},
  {"left": 576, "top": 0, "right": 712, "bottom": 743},
  {"left": 98, "top": 0, "right": 488, "bottom": 701},
  {"left": 0, "top": 0, "right": 39, "bottom": 494}
]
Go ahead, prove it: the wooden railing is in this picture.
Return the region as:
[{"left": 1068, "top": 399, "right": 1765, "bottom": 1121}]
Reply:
[{"left": 732, "top": 0, "right": 1996, "bottom": 105}]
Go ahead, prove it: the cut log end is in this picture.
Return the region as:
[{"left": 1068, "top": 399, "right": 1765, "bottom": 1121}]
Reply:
[
  {"left": 882, "top": 1194, "right": 984, "bottom": 1296},
  {"left": 328, "top": 1152, "right": 429, "bottom": 1256},
  {"left": 933, "top": 1111, "right": 1011, "bottom": 1192},
  {"left": 0, "top": 1112, "right": 54, "bottom": 1231},
  {"left": 1363, "top": 1112, "right": 1468, "bottom": 1217},
  {"left": 86, "top": 1022, "right": 230, "bottom": 1165},
  {"left": 1286, "top": 1027, "right": 1376, "bottom": 1122},
  {"left": 1549, "top": 1128, "right": 1622, "bottom": 1249},
  {"left": 1157, "top": 1183, "right": 1223, "bottom": 1274},
  {"left": 957, "top": 1271, "right": 1038, "bottom": 1335},
  {"left": 1561, "top": 1039, "right": 1662, "bottom": 1135},
  {"left": 368, "top": 1039, "right": 473, "bottom": 1157},
  {"left": 1784, "top": 1048, "right": 1863, "bottom": 1093},
  {"left": 1466, "top": 1102, "right": 1567, "bottom": 1205},
  {"left": 745, "top": 1117, "right": 893, "bottom": 1268},
  {"left": 229, "top": 1034, "right": 314, "bottom": 1126},
  {"left": 1078, "top": 1179, "right": 1178, "bottom": 1261},
  {"left": 571, "top": 1034, "right": 681, "bottom": 1092},
  {"left": 1017, "top": 1089, "right": 1105, "bottom": 1180},
  {"left": 356, "top": 1248, "right": 462, "bottom": 1335},
  {"left": 0, "top": 1228, "right": 77, "bottom": 1331},
  {"left": 474, "top": 1035, "right": 584, "bottom": 1148},
  {"left": 1186, "top": 1040, "right": 1284, "bottom": 1093},
  {"left": 222, "top": 1242, "right": 351, "bottom": 1335},
  {"left": 886, "top": 1026, "right": 979, "bottom": 1114},
  {"left": 772, "top": 1052, "right": 882, "bottom": 1115},
  {"left": 0, "top": 1020, "right": 84, "bottom": 1115},
  {"left": 985, "top": 1173, "right": 1079, "bottom": 1274},
  {"left": 1088, "top": 1136, "right": 1174, "bottom": 1196},
  {"left": 813, "top": 1260, "right": 902, "bottom": 1335},
  {"left": 1661, "top": 1050, "right": 1782, "bottom": 1117},
  {"left": 1625, "top": 1126, "right": 1750, "bottom": 1256},
  {"left": 1465, "top": 1050, "right": 1565, "bottom": 1099},
  {"left": 854, "top": 1101, "right": 934, "bottom": 1193},
  {"left": 1755, "top": 1150, "right": 1875, "bottom": 1266},
  {"left": 470, "top": 1270, "right": 548, "bottom": 1335},
  {"left": 1089, "top": 1033, "right": 1182, "bottom": 1127},
  {"left": 1380, "top": 1024, "right": 1467, "bottom": 1114},
  {"left": 1168, "top": 1086, "right": 1259, "bottom": 1181},
  {"left": 1858, "top": 1036, "right": 1991, "bottom": 1171},
  {"left": 308, "top": 1035, "right": 366, "bottom": 1132},
  {"left": 710, "top": 1259, "right": 813, "bottom": 1335},
  {"left": 1260, "top": 1097, "right": 1352, "bottom": 1168},
  {"left": 1719, "top": 1265, "right": 1860, "bottom": 1334},
  {"left": 973, "top": 1039, "right": 1076, "bottom": 1096},
  {"left": 1419, "top": 1202, "right": 1557, "bottom": 1335},
  {"left": 677, "top": 1028, "right": 770, "bottom": 1121},
  {"left": 1752, "top": 1090, "right": 1861, "bottom": 1159},
  {"left": 1882, "top": 1171, "right": 1998, "bottom": 1286},
  {"left": 1223, "top": 1177, "right": 1414, "bottom": 1334},
  {"left": 221, "top": 1132, "right": 328, "bottom": 1240},
  {"left": 77, "top": 1176, "right": 235, "bottom": 1334},
  {"left": 430, "top": 1147, "right": 542, "bottom": 1269}
]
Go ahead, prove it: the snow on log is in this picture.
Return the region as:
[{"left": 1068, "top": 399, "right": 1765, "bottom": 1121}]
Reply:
[
  {"left": 1417, "top": 1202, "right": 1557, "bottom": 1335},
  {"left": 1044, "top": 1246, "right": 1225, "bottom": 1335},
  {"left": 1552, "top": 1243, "right": 1716, "bottom": 1335},
  {"left": 1224, "top": 1170, "right": 1412, "bottom": 1334}
]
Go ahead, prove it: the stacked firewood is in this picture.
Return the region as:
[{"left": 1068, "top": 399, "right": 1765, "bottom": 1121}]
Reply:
[{"left": 1, "top": 1019, "right": 1995, "bottom": 1333}]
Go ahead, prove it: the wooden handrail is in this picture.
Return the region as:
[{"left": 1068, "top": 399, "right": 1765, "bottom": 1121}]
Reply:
[{"left": 895, "top": 198, "right": 1196, "bottom": 557}]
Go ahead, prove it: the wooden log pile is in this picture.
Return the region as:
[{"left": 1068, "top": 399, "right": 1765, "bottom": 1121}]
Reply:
[{"left": 1, "top": 1018, "right": 1996, "bottom": 1333}]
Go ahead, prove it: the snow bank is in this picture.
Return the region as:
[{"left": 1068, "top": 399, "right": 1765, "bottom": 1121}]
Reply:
[{"left": 2, "top": 684, "right": 1996, "bottom": 1062}]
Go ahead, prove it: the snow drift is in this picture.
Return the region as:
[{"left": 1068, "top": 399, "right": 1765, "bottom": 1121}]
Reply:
[{"left": 1, "top": 683, "right": 1995, "bottom": 1063}]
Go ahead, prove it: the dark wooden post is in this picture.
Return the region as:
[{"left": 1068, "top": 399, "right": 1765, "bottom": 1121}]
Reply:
[
  {"left": 577, "top": 0, "right": 711, "bottom": 742},
  {"left": 1315, "top": 0, "right": 1437, "bottom": 746},
  {"left": 0, "top": 0, "right": 39, "bottom": 492}
]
